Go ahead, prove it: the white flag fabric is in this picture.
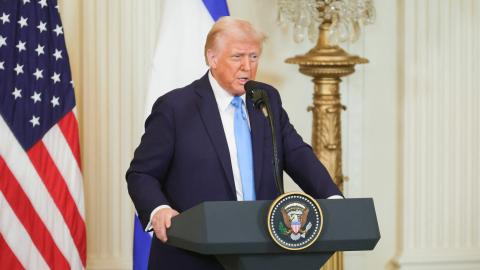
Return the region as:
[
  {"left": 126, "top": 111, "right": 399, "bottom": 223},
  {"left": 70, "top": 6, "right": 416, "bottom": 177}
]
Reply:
[{"left": 144, "top": 0, "right": 229, "bottom": 119}]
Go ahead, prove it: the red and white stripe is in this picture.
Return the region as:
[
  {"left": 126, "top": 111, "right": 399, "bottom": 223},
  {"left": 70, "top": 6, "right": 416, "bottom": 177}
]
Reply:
[{"left": 0, "top": 110, "right": 86, "bottom": 270}]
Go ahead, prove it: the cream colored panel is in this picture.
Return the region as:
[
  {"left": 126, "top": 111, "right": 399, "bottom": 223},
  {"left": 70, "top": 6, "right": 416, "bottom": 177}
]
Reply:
[
  {"left": 394, "top": 0, "right": 480, "bottom": 269},
  {"left": 60, "top": 0, "right": 162, "bottom": 269}
]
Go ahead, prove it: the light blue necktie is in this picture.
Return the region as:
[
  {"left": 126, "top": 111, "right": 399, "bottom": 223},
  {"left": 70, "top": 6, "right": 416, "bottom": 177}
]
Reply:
[{"left": 231, "top": 96, "right": 256, "bottom": 201}]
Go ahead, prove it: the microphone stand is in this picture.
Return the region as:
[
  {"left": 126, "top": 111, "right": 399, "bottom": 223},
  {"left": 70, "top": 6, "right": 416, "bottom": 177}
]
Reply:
[
  {"left": 263, "top": 95, "right": 284, "bottom": 195},
  {"left": 247, "top": 86, "right": 284, "bottom": 195}
]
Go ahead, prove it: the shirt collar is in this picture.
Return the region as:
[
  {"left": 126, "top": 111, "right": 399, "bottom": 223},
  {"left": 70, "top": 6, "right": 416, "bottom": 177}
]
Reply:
[{"left": 208, "top": 71, "right": 246, "bottom": 112}]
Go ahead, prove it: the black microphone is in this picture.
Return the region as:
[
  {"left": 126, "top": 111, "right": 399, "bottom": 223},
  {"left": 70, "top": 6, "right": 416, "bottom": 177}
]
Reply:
[
  {"left": 245, "top": 80, "right": 284, "bottom": 195},
  {"left": 245, "top": 81, "right": 268, "bottom": 117}
]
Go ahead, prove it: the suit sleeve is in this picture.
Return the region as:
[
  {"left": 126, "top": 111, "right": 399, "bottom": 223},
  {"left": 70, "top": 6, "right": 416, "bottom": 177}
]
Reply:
[
  {"left": 125, "top": 97, "right": 175, "bottom": 228},
  {"left": 270, "top": 89, "right": 343, "bottom": 199}
]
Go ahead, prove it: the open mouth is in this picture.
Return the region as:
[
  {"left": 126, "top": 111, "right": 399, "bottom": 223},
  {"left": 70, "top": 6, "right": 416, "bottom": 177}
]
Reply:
[{"left": 238, "top": 77, "right": 249, "bottom": 84}]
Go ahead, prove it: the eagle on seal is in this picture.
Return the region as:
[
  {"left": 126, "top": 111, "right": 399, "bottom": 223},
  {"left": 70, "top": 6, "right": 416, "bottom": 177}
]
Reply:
[{"left": 281, "top": 207, "right": 309, "bottom": 235}]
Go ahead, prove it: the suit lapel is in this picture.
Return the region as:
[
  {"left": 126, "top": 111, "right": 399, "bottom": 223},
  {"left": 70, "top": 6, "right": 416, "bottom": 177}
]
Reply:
[
  {"left": 246, "top": 99, "right": 265, "bottom": 193},
  {"left": 195, "top": 74, "right": 236, "bottom": 198}
]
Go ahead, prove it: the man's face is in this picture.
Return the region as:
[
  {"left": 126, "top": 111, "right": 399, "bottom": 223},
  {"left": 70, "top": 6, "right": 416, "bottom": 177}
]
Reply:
[{"left": 208, "top": 35, "right": 261, "bottom": 96}]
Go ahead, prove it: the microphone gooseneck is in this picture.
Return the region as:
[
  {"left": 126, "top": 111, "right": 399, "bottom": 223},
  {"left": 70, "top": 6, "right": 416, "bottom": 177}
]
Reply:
[{"left": 245, "top": 81, "right": 284, "bottom": 195}]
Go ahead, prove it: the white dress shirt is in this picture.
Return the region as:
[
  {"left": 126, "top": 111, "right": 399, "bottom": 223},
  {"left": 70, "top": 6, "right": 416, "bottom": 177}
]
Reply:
[{"left": 209, "top": 71, "right": 250, "bottom": 201}]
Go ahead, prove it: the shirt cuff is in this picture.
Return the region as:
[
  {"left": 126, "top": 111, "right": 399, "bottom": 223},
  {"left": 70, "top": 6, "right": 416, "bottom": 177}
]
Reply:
[
  {"left": 145, "top": 205, "right": 171, "bottom": 232},
  {"left": 327, "top": 195, "right": 344, "bottom": 199}
]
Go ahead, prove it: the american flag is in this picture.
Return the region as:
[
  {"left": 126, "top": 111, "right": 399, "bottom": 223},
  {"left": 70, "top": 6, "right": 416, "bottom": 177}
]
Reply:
[{"left": 0, "top": 0, "right": 86, "bottom": 269}]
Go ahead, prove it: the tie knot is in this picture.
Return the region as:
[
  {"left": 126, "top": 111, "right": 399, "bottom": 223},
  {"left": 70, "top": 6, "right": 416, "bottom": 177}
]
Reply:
[{"left": 231, "top": 96, "right": 243, "bottom": 108}]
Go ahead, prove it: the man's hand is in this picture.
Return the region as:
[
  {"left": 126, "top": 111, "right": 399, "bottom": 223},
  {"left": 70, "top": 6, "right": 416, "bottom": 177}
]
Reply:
[{"left": 151, "top": 208, "right": 180, "bottom": 242}]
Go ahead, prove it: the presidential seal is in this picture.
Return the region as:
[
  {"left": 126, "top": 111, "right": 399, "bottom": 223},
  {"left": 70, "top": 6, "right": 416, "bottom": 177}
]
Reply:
[{"left": 267, "top": 192, "right": 323, "bottom": 250}]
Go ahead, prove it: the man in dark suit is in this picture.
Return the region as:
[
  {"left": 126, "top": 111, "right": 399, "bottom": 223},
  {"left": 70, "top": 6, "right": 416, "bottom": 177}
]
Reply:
[{"left": 126, "top": 16, "right": 342, "bottom": 269}]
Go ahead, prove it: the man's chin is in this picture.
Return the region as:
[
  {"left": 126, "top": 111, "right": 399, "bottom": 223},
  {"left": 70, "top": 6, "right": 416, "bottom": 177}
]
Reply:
[
  {"left": 229, "top": 85, "right": 246, "bottom": 96},
  {"left": 236, "top": 88, "right": 247, "bottom": 96}
]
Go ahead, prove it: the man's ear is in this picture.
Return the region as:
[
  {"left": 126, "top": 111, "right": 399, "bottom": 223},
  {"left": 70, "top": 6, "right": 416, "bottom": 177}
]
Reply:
[{"left": 206, "top": 49, "right": 217, "bottom": 68}]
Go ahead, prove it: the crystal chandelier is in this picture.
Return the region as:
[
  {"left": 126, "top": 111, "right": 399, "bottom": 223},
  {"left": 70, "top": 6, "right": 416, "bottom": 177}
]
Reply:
[{"left": 277, "top": 0, "right": 376, "bottom": 44}]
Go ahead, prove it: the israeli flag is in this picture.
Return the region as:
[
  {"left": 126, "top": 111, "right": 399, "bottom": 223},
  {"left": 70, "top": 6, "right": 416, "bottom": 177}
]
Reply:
[{"left": 134, "top": 1, "right": 229, "bottom": 269}]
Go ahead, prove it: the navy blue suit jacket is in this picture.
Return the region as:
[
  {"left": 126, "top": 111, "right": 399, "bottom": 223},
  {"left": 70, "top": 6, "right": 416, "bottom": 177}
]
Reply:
[{"left": 126, "top": 73, "right": 342, "bottom": 269}]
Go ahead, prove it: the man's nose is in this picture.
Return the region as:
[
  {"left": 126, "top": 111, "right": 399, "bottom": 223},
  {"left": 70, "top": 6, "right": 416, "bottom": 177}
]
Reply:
[{"left": 241, "top": 56, "right": 251, "bottom": 71}]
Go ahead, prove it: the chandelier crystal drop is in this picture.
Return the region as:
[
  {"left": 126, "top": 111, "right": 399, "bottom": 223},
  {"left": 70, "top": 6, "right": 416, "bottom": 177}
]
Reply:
[{"left": 277, "top": 0, "right": 376, "bottom": 44}]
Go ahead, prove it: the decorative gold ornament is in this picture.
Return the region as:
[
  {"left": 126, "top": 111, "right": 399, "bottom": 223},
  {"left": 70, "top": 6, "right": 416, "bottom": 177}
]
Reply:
[
  {"left": 278, "top": 1, "right": 375, "bottom": 268},
  {"left": 286, "top": 21, "right": 368, "bottom": 270}
]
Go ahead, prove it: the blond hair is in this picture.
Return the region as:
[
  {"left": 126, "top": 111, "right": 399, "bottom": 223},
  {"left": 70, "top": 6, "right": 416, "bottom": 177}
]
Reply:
[{"left": 204, "top": 16, "right": 267, "bottom": 65}]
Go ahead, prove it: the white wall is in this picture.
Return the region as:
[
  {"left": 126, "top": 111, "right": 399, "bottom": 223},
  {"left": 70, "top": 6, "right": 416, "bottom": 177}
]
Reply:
[
  {"left": 59, "top": 0, "right": 480, "bottom": 269},
  {"left": 392, "top": 1, "right": 480, "bottom": 269}
]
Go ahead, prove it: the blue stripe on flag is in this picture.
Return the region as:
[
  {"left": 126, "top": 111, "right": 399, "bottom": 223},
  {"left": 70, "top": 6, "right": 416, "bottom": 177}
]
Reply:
[
  {"left": 133, "top": 214, "right": 151, "bottom": 270},
  {"left": 202, "top": 0, "right": 230, "bottom": 21}
]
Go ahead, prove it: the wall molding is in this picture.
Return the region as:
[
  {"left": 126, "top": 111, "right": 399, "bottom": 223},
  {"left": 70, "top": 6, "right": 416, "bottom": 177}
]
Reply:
[
  {"left": 394, "top": 0, "right": 480, "bottom": 268},
  {"left": 86, "top": 257, "right": 131, "bottom": 270}
]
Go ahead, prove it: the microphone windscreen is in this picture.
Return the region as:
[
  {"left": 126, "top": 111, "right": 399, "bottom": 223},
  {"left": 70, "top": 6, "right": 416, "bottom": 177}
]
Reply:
[
  {"left": 245, "top": 80, "right": 263, "bottom": 101},
  {"left": 244, "top": 80, "right": 262, "bottom": 91}
]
